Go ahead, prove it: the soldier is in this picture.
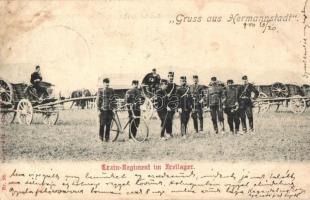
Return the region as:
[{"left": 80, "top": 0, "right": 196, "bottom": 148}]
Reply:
[
  {"left": 190, "top": 75, "right": 205, "bottom": 133},
  {"left": 155, "top": 79, "right": 173, "bottom": 140},
  {"left": 238, "top": 75, "right": 259, "bottom": 134},
  {"left": 176, "top": 76, "right": 192, "bottom": 138},
  {"left": 206, "top": 77, "right": 225, "bottom": 134},
  {"left": 141, "top": 68, "right": 161, "bottom": 95},
  {"left": 166, "top": 71, "right": 178, "bottom": 137},
  {"left": 96, "top": 78, "right": 116, "bottom": 142},
  {"left": 223, "top": 79, "right": 240, "bottom": 134},
  {"left": 30, "top": 65, "right": 49, "bottom": 99},
  {"left": 125, "top": 80, "right": 145, "bottom": 141}
]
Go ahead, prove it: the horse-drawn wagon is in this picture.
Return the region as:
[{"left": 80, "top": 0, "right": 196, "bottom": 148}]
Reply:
[
  {"left": 0, "top": 78, "right": 61, "bottom": 125},
  {"left": 254, "top": 82, "right": 310, "bottom": 113}
]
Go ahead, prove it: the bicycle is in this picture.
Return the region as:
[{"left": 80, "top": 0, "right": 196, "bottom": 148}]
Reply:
[{"left": 109, "top": 103, "right": 149, "bottom": 142}]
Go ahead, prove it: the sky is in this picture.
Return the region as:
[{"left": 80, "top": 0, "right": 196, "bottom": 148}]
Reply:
[{"left": 1, "top": 0, "right": 309, "bottom": 94}]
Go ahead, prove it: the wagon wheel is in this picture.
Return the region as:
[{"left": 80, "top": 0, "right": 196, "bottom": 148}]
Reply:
[
  {"left": 0, "top": 109, "right": 16, "bottom": 125},
  {"left": 140, "top": 97, "right": 154, "bottom": 120},
  {"left": 289, "top": 95, "right": 306, "bottom": 113},
  {"left": 271, "top": 82, "right": 289, "bottom": 97},
  {"left": 42, "top": 108, "right": 59, "bottom": 125},
  {"left": 16, "top": 99, "right": 33, "bottom": 125},
  {"left": 253, "top": 92, "right": 270, "bottom": 113},
  {"left": 0, "top": 78, "right": 13, "bottom": 105}
]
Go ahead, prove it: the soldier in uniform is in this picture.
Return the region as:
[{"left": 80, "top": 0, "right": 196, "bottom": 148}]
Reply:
[
  {"left": 238, "top": 75, "right": 259, "bottom": 134},
  {"left": 166, "top": 71, "right": 178, "bottom": 137},
  {"left": 223, "top": 79, "right": 240, "bottom": 134},
  {"left": 190, "top": 75, "right": 205, "bottom": 133},
  {"left": 96, "top": 78, "right": 116, "bottom": 142},
  {"left": 125, "top": 80, "right": 145, "bottom": 140},
  {"left": 141, "top": 68, "right": 161, "bottom": 95},
  {"left": 30, "top": 65, "right": 49, "bottom": 99},
  {"left": 155, "top": 79, "right": 173, "bottom": 140},
  {"left": 176, "top": 76, "right": 192, "bottom": 138},
  {"left": 206, "top": 77, "right": 225, "bottom": 134}
]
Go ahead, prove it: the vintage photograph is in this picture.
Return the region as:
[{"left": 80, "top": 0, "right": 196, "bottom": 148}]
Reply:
[{"left": 1, "top": 0, "right": 310, "bottom": 163}]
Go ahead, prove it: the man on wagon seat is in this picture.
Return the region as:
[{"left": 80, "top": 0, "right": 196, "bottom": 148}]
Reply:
[
  {"left": 30, "top": 65, "right": 49, "bottom": 99},
  {"left": 142, "top": 68, "right": 161, "bottom": 96}
]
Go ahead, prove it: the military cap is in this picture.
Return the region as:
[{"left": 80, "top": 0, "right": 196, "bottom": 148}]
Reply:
[
  {"left": 168, "top": 71, "right": 174, "bottom": 76},
  {"left": 152, "top": 68, "right": 156, "bottom": 72},
  {"left": 160, "top": 79, "right": 168, "bottom": 84},
  {"left": 35, "top": 65, "right": 40, "bottom": 69},
  {"left": 103, "top": 78, "right": 110, "bottom": 83},
  {"left": 132, "top": 80, "right": 139, "bottom": 84},
  {"left": 180, "top": 76, "right": 187, "bottom": 80},
  {"left": 193, "top": 75, "right": 198, "bottom": 79},
  {"left": 242, "top": 75, "right": 248, "bottom": 80},
  {"left": 227, "top": 79, "right": 234, "bottom": 84},
  {"left": 211, "top": 77, "right": 217, "bottom": 81}
]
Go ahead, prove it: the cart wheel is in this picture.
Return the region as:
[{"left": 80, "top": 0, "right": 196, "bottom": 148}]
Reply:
[
  {"left": 141, "top": 97, "right": 154, "bottom": 120},
  {"left": 289, "top": 95, "right": 306, "bottom": 113},
  {"left": 16, "top": 99, "right": 33, "bottom": 125},
  {"left": 129, "top": 117, "right": 149, "bottom": 142},
  {"left": 0, "top": 78, "right": 13, "bottom": 105},
  {"left": 109, "top": 118, "right": 120, "bottom": 142},
  {"left": 271, "top": 82, "right": 289, "bottom": 97},
  {"left": 0, "top": 110, "right": 16, "bottom": 125},
  {"left": 42, "top": 109, "right": 59, "bottom": 125},
  {"left": 253, "top": 92, "right": 270, "bottom": 113}
]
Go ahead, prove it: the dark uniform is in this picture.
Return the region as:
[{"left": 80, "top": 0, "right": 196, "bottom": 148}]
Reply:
[
  {"left": 155, "top": 79, "right": 173, "bottom": 138},
  {"left": 166, "top": 71, "right": 178, "bottom": 136},
  {"left": 206, "top": 77, "right": 224, "bottom": 133},
  {"left": 125, "top": 80, "right": 145, "bottom": 139},
  {"left": 96, "top": 78, "right": 116, "bottom": 142},
  {"left": 30, "top": 70, "right": 48, "bottom": 98},
  {"left": 223, "top": 80, "right": 240, "bottom": 134},
  {"left": 176, "top": 76, "right": 192, "bottom": 136},
  {"left": 190, "top": 75, "right": 205, "bottom": 133},
  {"left": 238, "top": 76, "right": 259, "bottom": 132},
  {"left": 142, "top": 69, "right": 161, "bottom": 95}
]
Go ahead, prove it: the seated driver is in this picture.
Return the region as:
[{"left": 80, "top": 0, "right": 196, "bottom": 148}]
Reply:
[
  {"left": 142, "top": 68, "right": 161, "bottom": 96},
  {"left": 30, "top": 65, "right": 49, "bottom": 98}
]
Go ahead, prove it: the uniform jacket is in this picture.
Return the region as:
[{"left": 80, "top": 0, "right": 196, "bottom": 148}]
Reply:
[
  {"left": 155, "top": 88, "right": 170, "bottom": 111},
  {"left": 223, "top": 85, "right": 239, "bottom": 108},
  {"left": 190, "top": 83, "right": 205, "bottom": 105},
  {"left": 30, "top": 72, "right": 42, "bottom": 85},
  {"left": 125, "top": 88, "right": 145, "bottom": 111},
  {"left": 96, "top": 87, "right": 116, "bottom": 111},
  {"left": 238, "top": 83, "right": 259, "bottom": 100},
  {"left": 206, "top": 83, "right": 224, "bottom": 107},
  {"left": 142, "top": 73, "right": 161, "bottom": 89},
  {"left": 176, "top": 85, "right": 192, "bottom": 111}
]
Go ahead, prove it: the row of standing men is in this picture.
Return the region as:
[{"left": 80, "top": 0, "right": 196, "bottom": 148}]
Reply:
[{"left": 96, "top": 70, "right": 259, "bottom": 142}]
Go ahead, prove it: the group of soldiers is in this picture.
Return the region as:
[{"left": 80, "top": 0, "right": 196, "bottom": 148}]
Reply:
[{"left": 96, "top": 68, "right": 259, "bottom": 142}]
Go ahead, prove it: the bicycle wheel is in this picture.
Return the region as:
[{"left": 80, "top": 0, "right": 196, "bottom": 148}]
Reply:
[
  {"left": 110, "top": 117, "right": 120, "bottom": 142},
  {"left": 129, "top": 117, "right": 149, "bottom": 142}
]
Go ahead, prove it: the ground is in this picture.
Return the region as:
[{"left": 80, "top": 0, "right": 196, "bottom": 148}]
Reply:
[{"left": 2, "top": 109, "right": 310, "bottom": 161}]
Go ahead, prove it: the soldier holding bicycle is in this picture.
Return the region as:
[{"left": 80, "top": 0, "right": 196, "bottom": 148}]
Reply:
[
  {"left": 96, "top": 78, "right": 116, "bottom": 142},
  {"left": 125, "top": 80, "right": 145, "bottom": 141}
]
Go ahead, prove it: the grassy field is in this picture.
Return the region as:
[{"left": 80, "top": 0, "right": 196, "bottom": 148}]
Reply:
[{"left": 2, "top": 108, "right": 310, "bottom": 161}]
